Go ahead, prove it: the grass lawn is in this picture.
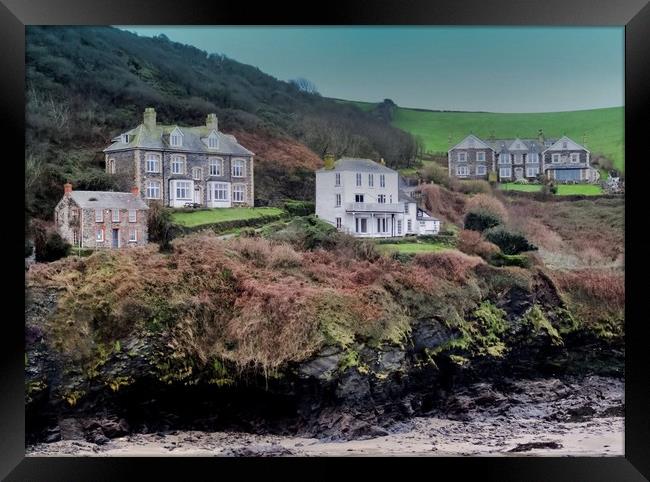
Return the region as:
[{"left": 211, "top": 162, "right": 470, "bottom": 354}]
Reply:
[
  {"left": 498, "top": 183, "right": 603, "bottom": 196},
  {"left": 377, "top": 242, "right": 451, "bottom": 254},
  {"left": 171, "top": 207, "right": 285, "bottom": 228}
]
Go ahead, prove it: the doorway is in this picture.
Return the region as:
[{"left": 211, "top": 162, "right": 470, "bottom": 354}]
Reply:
[{"left": 112, "top": 228, "right": 119, "bottom": 248}]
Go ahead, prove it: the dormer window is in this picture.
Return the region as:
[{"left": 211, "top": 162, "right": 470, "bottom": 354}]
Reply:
[
  {"left": 122, "top": 134, "right": 130, "bottom": 143},
  {"left": 170, "top": 127, "right": 183, "bottom": 147},
  {"left": 207, "top": 132, "right": 219, "bottom": 149},
  {"left": 562, "top": 141, "right": 568, "bottom": 149}
]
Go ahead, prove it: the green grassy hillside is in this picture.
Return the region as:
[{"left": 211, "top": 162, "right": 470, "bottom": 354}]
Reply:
[{"left": 336, "top": 100, "right": 624, "bottom": 173}]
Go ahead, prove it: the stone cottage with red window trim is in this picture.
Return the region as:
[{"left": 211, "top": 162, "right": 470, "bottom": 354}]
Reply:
[{"left": 54, "top": 183, "right": 149, "bottom": 249}]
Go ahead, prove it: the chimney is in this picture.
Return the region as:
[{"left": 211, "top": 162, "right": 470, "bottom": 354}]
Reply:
[
  {"left": 206, "top": 113, "right": 218, "bottom": 131},
  {"left": 143, "top": 107, "right": 157, "bottom": 130},
  {"left": 447, "top": 133, "right": 452, "bottom": 148},
  {"left": 131, "top": 186, "right": 140, "bottom": 197},
  {"left": 323, "top": 153, "right": 335, "bottom": 169},
  {"left": 582, "top": 132, "right": 587, "bottom": 148},
  {"left": 64, "top": 183, "right": 72, "bottom": 195},
  {"left": 379, "top": 158, "right": 386, "bottom": 166},
  {"left": 538, "top": 129, "right": 544, "bottom": 144}
]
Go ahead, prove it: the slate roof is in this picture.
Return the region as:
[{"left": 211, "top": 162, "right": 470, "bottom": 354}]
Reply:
[
  {"left": 318, "top": 157, "right": 396, "bottom": 173},
  {"left": 69, "top": 191, "right": 149, "bottom": 210},
  {"left": 485, "top": 138, "right": 550, "bottom": 153},
  {"left": 399, "top": 189, "right": 416, "bottom": 203},
  {"left": 104, "top": 123, "right": 254, "bottom": 156}
]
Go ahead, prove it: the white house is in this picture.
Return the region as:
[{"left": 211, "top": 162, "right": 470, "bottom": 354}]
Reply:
[{"left": 315, "top": 157, "right": 440, "bottom": 238}]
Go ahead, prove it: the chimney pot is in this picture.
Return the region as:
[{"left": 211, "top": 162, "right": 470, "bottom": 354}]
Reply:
[
  {"left": 131, "top": 186, "right": 140, "bottom": 197},
  {"left": 143, "top": 107, "right": 157, "bottom": 130},
  {"left": 323, "top": 153, "right": 335, "bottom": 169},
  {"left": 206, "top": 113, "right": 218, "bottom": 130},
  {"left": 64, "top": 183, "right": 72, "bottom": 194}
]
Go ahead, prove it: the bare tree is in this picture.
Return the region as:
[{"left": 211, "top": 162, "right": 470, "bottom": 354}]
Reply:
[{"left": 289, "top": 77, "right": 320, "bottom": 95}]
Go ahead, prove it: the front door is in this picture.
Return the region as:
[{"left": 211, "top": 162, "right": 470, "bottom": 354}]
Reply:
[
  {"left": 194, "top": 186, "right": 202, "bottom": 205},
  {"left": 514, "top": 167, "right": 524, "bottom": 180},
  {"left": 112, "top": 228, "right": 119, "bottom": 248}
]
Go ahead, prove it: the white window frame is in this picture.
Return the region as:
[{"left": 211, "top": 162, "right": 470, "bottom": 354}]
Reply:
[
  {"left": 499, "top": 167, "right": 512, "bottom": 178},
  {"left": 356, "top": 173, "right": 362, "bottom": 186},
  {"left": 171, "top": 155, "right": 185, "bottom": 175},
  {"left": 112, "top": 209, "right": 120, "bottom": 223},
  {"left": 108, "top": 158, "right": 116, "bottom": 174},
  {"left": 72, "top": 230, "right": 79, "bottom": 246},
  {"left": 355, "top": 193, "right": 364, "bottom": 203},
  {"left": 476, "top": 165, "right": 487, "bottom": 176},
  {"left": 145, "top": 180, "right": 161, "bottom": 199},
  {"left": 209, "top": 158, "right": 223, "bottom": 176},
  {"left": 95, "top": 208, "right": 103, "bottom": 223},
  {"left": 562, "top": 142, "right": 568, "bottom": 149},
  {"left": 377, "top": 217, "right": 388, "bottom": 234},
  {"left": 377, "top": 194, "right": 386, "bottom": 204},
  {"left": 456, "top": 165, "right": 469, "bottom": 177},
  {"left": 498, "top": 153, "right": 509, "bottom": 164},
  {"left": 552, "top": 153, "right": 561, "bottom": 164},
  {"left": 476, "top": 151, "right": 486, "bottom": 162},
  {"left": 336, "top": 217, "right": 342, "bottom": 229},
  {"left": 207, "top": 182, "right": 229, "bottom": 202},
  {"left": 407, "top": 219, "right": 412, "bottom": 232},
  {"left": 192, "top": 167, "right": 203, "bottom": 181},
  {"left": 368, "top": 174, "right": 374, "bottom": 187},
  {"left": 514, "top": 154, "right": 523, "bottom": 165},
  {"left": 170, "top": 132, "right": 182, "bottom": 147},
  {"left": 458, "top": 152, "right": 467, "bottom": 162},
  {"left": 355, "top": 217, "right": 368, "bottom": 234},
  {"left": 96, "top": 228, "right": 104, "bottom": 242},
  {"left": 529, "top": 152, "right": 539, "bottom": 163},
  {"left": 335, "top": 193, "right": 341, "bottom": 207},
  {"left": 232, "top": 159, "right": 246, "bottom": 178},
  {"left": 145, "top": 154, "right": 160, "bottom": 173},
  {"left": 207, "top": 132, "right": 219, "bottom": 149},
  {"left": 380, "top": 174, "right": 385, "bottom": 188},
  {"left": 128, "top": 209, "right": 136, "bottom": 223},
  {"left": 397, "top": 220, "right": 402, "bottom": 235},
  {"left": 129, "top": 228, "right": 137, "bottom": 242},
  {"left": 526, "top": 167, "right": 539, "bottom": 177},
  {"left": 335, "top": 173, "right": 341, "bottom": 186},
  {"left": 174, "top": 180, "right": 193, "bottom": 200},
  {"left": 570, "top": 153, "right": 580, "bottom": 163},
  {"left": 232, "top": 184, "right": 246, "bottom": 202}
]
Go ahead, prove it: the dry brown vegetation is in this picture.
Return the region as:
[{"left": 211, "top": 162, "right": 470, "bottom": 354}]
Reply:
[
  {"left": 457, "top": 229, "right": 500, "bottom": 260},
  {"left": 231, "top": 131, "right": 323, "bottom": 170}
]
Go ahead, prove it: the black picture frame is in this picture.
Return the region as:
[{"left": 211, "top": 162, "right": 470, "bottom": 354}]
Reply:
[{"left": 3, "top": 0, "right": 648, "bottom": 479}]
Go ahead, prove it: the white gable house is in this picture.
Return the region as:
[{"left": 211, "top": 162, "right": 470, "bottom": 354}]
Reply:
[{"left": 315, "top": 157, "right": 440, "bottom": 238}]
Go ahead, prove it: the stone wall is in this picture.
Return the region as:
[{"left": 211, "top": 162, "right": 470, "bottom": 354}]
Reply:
[
  {"left": 448, "top": 148, "right": 494, "bottom": 180},
  {"left": 80, "top": 207, "right": 148, "bottom": 249}
]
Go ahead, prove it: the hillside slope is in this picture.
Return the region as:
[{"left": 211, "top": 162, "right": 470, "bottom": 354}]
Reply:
[
  {"left": 25, "top": 27, "right": 419, "bottom": 219},
  {"left": 336, "top": 100, "right": 624, "bottom": 173}
]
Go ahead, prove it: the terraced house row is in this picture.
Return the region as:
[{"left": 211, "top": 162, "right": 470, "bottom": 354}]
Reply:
[
  {"left": 448, "top": 132, "right": 599, "bottom": 183},
  {"left": 103, "top": 108, "right": 255, "bottom": 208}
]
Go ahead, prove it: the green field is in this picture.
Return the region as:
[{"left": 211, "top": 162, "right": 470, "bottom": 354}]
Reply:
[
  {"left": 337, "top": 100, "right": 624, "bottom": 173},
  {"left": 499, "top": 183, "right": 604, "bottom": 196},
  {"left": 377, "top": 241, "right": 451, "bottom": 254},
  {"left": 171, "top": 207, "right": 285, "bottom": 228}
]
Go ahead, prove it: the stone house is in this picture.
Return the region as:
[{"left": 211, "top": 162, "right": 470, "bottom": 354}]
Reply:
[
  {"left": 103, "top": 108, "right": 255, "bottom": 208},
  {"left": 54, "top": 184, "right": 149, "bottom": 249},
  {"left": 448, "top": 132, "right": 599, "bottom": 183}
]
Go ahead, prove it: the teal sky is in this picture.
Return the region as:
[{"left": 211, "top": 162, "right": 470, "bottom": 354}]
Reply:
[{"left": 119, "top": 26, "right": 624, "bottom": 113}]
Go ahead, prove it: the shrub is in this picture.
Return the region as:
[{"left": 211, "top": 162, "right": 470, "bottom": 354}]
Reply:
[
  {"left": 147, "top": 201, "right": 174, "bottom": 251},
  {"left": 465, "top": 193, "right": 508, "bottom": 221},
  {"left": 282, "top": 200, "right": 315, "bottom": 217},
  {"left": 414, "top": 250, "right": 483, "bottom": 282},
  {"left": 268, "top": 243, "right": 302, "bottom": 268},
  {"left": 266, "top": 215, "right": 337, "bottom": 250},
  {"left": 37, "top": 232, "right": 70, "bottom": 262},
  {"left": 457, "top": 229, "right": 500, "bottom": 260},
  {"left": 489, "top": 252, "right": 531, "bottom": 268},
  {"left": 456, "top": 180, "right": 492, "bottom": 195},
  {"left": 484, "top": 226, "right": 537, "bottom": 255},
  {"left": 421, "top": 163, "right": 454, "bottom": 188},
  {"left": 464, "top": 210, "right": 502, "bottom": 232}
]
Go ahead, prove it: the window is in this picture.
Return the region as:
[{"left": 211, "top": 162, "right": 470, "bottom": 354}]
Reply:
[
  {"left": 368, "top": 174, "right": 374, "bottom": 187},
  {"left": 96, "top": 228, "right": 104, "bottom": 242},
  {"left": 175, "top": 181, "right": 192, "bottom": 200},
  {"left": 380, "top": 174, "right": 385, "bottom": 188},
  {"left": 552, "top": 153, "right": 561, "bottom": 163},
  {"left": 498, "top": 153, "right": 509, "bottom": 164},
  {"left": 355, "top": 194, "right": 364, "bottom": 203},
  {"left": 420, "top": 221, "right": 426, "bottom": 227},
  {"left": 170, "top": 132, "right": 182, "bottom": 147},
  {"left": 112, "top": 209, "right": 120, "bottom": 222},
  {"left": 192, "top": 167, "right": 202, "bottom": 180},
  {"left": 570, "top": 153, "right": 580, "bottom": 163},
  {"left": 72, "top": 230, "right": 79, "bottom": 246},
  {"left": 145, "top": 180, "right": 161, "bottom": 199},
  {"left": 208, "top": 133, "right": 218, "bottom": 149},
  {"left": 335, "top": 194, "right": 341, "bottom": 207},
  {"left": 476, "top": 165, "right": 487, "bottom": 176},
  {"left": 563, "top": 141, "right": 568, "bottom": 149},
  {"left": 209, "top": 158, "right": 223, "bottom": 176},
  {"left": 407, "top": 219, "right": 412, "bottom": 232},
  {"left": 458, "top": 152, "right": 467, "bottom": 162},
  {"left": 232, "top": 159, "right": 245, "bottom": 177},
  {"left": 397, "top": 220, "right": 402, "bottom": 235},
  {"left": 95, "top": 208, "right": 103, "bottom": 223},
  {"left": 122, "top": 134, "right": 129, "bottom": 143},
  {"left": 377, "top": 217, "right": 388, "bottom": 233},
  {"left": 404, "top": 203, "right": 409, "bottom": 213},
  {"left": 129, "top": 228, "right": 137, "bottom": 242},
  {"left": 336, "top": 217, "right": 342, "bottom": 229},
  {"left": 128, "top": 209, "right": 136, "bottom": 222},
  {"left": 355, "top": 217, "right": 368, "bottom": 233},
  {"left": 529, "top": 153, "right": 539, "bottom": 163},
  {"left": 171, "top": 155, "right": 185, "bottom": 174},
  {"left": 476, "top": 151, "right": 485, "bottom": 162},
  {"left": 335, "top": 173, "right": 341, "bottom": 186},
  {"left": 108, "top": 159, "right": 116, "bottom": 174},
  {"left": 233, "top": 184, "right": 245, "bottom": 202},
  {"left": 356, "top": 173, "right": 362, "bottom": 186},
  {"left": 526, "top": 167, "right": 540, "bottom": 177},
  {"left": 456, "top": 165, "right": 469, "bottom": 177},
  {"left": 499, "top": 167, "right": 512, "bottom": 178},
  {"left": 207, "top": 182, "right": 229, "bottom": 202},
  {"left": 377, "top": 194, "right": 386, "bottom": 204},
  {"left": 514, "top": 154, "right": 523, "bottom": 165},
  {"left": 145, "top": 154, "right": 160, "bottom": 173}
]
